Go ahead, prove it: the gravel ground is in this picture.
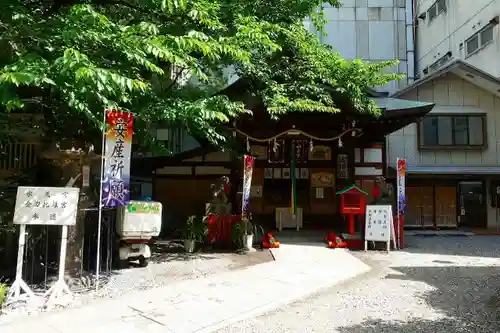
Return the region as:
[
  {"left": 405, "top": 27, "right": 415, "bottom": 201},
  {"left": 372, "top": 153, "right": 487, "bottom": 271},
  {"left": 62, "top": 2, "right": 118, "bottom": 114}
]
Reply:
[
  {"left": 0, "top": 241, "right": 273, "bottom": 323},
  {"left": 216, "top": 235, "right": 500, "bottom": 333}
]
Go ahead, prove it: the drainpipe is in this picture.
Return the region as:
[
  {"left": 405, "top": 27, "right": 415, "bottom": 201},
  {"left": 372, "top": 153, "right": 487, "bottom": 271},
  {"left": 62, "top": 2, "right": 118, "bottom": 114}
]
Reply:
[{"left": 406, "top": 0, "right": 416, "bottom": 84}]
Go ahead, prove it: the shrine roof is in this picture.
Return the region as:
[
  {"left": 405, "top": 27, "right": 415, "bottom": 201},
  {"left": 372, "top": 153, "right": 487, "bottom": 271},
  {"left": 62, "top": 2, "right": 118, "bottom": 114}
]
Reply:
[
  {"left": 335, "top": 185, "right": 368, "bottom": 196},
  {"left": 372, "top": 98, "right": 434, "bottom": 114},
  {"left": 391, "top": 59, "right": 500, "bottom": 99},
  {"left": 219, "top": 77, "right": 434, "bottom": 121}
]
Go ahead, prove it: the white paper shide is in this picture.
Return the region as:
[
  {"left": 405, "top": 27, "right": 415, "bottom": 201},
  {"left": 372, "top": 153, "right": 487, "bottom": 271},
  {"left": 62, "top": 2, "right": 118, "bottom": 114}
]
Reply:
[{"left": 14, "top": 186, "right": 79, "bottom": 225}]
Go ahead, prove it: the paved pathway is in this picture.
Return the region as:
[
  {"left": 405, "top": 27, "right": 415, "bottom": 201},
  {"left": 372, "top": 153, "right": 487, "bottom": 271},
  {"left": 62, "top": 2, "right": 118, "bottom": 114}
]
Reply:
[
  {"left": 0, "top": 244, "right": 370, "bottom": 333},
  {"left": 216, "top": 235, "right": 500, "bottom": 333}
]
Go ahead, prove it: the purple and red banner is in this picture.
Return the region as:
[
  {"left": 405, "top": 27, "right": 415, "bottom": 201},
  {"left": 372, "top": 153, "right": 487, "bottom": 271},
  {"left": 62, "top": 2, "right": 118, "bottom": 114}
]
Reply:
[
  {"left": 241, "top": 155, "right": 255, "bottom": 220},
  {"left": 101, "top": 110, "right": 134, "bottom": 207},
  {"left": 396, "top": 158, "right": 406, "bottom": 215},
  {"left": 396, "top": 158, "right": 407, "bottom": 249}
]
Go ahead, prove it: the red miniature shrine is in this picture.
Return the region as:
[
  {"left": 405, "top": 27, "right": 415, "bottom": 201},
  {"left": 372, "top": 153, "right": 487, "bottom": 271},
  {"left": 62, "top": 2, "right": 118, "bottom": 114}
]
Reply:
[{"left": 336, "top": 185, "right": 368, "bottom": 236}]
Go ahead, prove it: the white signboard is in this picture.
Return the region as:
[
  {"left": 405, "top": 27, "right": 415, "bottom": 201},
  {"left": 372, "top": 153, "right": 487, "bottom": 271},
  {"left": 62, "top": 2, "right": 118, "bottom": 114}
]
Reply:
[
  {"left": 14, "top": 186, "right": 79, "bottom": 226},
  {"left": 365, "top": 205, "right": 393, "bottom": 242}
]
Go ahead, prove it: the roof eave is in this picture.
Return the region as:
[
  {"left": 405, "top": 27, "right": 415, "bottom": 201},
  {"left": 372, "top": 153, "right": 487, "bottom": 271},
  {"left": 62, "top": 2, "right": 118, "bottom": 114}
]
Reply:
[{"left": 390, "top": 59, "right": 500, "bottom": 98}]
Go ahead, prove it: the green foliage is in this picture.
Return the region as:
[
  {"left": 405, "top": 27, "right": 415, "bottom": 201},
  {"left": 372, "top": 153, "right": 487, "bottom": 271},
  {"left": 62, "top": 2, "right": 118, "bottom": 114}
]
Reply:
[
  {"left": 0, "top": 282, "right": 7, "bottom": 307},
  {"left": 0, "top": 0, "right": 402, "bottom": 150},
  {"left": 231, "top": 222, "right": 244, "bottom": 249},
  {"left": 182, "top": 215, "right": 207, "bottom": 241},
  {"left": 231, "top": 221, "right": 264, "bottom": 248}
]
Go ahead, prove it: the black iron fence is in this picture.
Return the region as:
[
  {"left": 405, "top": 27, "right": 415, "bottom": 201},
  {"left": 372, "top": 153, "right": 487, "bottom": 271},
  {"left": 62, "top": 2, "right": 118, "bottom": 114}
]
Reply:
[{"left": 0, "top": 206, "right": 117, "bottom": 291}]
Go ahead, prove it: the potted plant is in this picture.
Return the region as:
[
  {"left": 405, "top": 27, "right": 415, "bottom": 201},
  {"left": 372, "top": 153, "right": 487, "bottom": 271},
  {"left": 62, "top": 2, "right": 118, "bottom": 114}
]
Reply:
[
  {"left": 182, "top": 216, "right": 206, "bottom": 253},
  {"left": 242, "top": 215, "right": 254, "bottom": 251},
  {"left": 231, "top": 222, "right": 244, "bottom": 249}
]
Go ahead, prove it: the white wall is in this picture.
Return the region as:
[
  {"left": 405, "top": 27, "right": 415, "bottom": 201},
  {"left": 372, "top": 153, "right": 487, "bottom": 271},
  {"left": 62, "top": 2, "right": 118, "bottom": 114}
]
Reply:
[
  {"left": 416, "top": 0, "right": 500, "bottom": 77},
  {"left": 305, "top": 0, "right": 410, "bottom": 94},
  {"left": 387, "top": 73, "right": 500, "bottom": 168}
]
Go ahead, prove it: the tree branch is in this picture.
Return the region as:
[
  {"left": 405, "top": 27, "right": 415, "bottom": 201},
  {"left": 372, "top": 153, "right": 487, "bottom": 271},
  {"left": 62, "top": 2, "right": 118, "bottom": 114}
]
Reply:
[{"left": 164, "top": 67, "right": 187, "bottom": 93}]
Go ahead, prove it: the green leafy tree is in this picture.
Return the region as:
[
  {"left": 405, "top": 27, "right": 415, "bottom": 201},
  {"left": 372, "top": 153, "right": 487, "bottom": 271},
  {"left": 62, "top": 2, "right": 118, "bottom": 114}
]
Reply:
[
  {"left": 0, "top": 0, "right": 401, "bottom": 273},
  {"left": 0, "top": 0, "right": 400, "bottom": 148}
]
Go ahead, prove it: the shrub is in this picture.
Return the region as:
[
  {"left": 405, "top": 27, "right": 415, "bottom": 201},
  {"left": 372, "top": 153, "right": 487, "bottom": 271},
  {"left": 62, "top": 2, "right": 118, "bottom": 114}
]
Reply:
[{"left": 0, "top": 282, "right": 7, "bottom": 308}]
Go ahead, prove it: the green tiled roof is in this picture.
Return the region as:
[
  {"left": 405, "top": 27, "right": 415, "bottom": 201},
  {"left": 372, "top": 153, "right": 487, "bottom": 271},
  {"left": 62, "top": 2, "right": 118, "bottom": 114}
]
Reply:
[
  {"left": 335, "top": 185, "right": 368, "bottom": 196},
  {"left": 371, "top": 97, "right": 434, "bottom": 111}
]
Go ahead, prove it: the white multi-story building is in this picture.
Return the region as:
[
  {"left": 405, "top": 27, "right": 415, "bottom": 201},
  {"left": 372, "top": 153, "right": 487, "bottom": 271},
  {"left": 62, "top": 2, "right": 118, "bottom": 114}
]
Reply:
[
  {"left": 387, "top": 0, "right": 500, "bottom": 230},
  {"left": 415, "top": 0, "right": 500, "bottom": 78},
  {"left": 306, "top": 0, "right": 415, "bottom": 93}
]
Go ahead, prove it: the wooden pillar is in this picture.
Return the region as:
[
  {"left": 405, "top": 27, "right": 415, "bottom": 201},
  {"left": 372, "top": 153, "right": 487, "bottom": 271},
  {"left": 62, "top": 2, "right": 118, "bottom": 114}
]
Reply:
[{"left": 230, "top": 157, "right": 239, "bottom": 214}]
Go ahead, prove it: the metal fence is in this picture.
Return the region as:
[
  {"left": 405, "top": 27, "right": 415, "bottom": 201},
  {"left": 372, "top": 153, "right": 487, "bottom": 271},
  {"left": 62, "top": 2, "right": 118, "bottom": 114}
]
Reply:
[{"left": 0, "top": 207, "right": 117, "bottom": 292}]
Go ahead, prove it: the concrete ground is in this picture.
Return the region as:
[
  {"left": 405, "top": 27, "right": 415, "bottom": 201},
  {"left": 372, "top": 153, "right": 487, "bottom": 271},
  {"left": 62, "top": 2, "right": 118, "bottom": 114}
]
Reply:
[
  {"left": 0, "top": 242, "right": 273, "bottom": 323},
  {"left": 216, "top": 235, "right": 500, "bottom": 333},
  {"left": 0, "top": 242, "right": 370, "bottom": 333},
  {"left": 4, "top": 234, "right": 500, "bottom": 333}
]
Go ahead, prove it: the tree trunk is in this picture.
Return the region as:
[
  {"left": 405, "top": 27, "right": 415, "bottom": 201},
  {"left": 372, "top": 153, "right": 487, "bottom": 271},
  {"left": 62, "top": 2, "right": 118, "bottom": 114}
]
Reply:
[
  {"left": 41, "top": 148, "right": 97, "bottom": 277},
  {"left": 64, "top": 161, "right": 93, "bottom": 275}
]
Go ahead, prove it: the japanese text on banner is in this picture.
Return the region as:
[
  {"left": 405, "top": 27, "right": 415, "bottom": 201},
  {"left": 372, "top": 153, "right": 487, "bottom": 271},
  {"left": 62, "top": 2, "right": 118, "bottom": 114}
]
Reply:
[
  {"left": 102, "top": 110, "right": 134, "bottom": 207},
  {"left": 396, "top": 158, "right": 406, "bottom": 215},
  {"left": 241, "top": 155, "right": 255, "bottom": 220}
]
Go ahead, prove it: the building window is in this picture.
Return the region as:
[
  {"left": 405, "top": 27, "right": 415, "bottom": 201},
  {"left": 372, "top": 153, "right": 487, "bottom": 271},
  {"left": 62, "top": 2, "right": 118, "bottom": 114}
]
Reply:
[
  {"left": 466, "top": 35, "right": 479, "bottom": 55},
  {"left": 427, "top": 0, "right": 446, "bottom": 22},
  {"left": 481, "top": 25, "right": 494, "bottom": 44},
  {"left": 155, "top": 127, "right": 184, "bottom": 155},
  {"left": 167, "top": 128, "right": 183, "bottom": 154},
  {"left": 419, "top": 115, "right": 486, "bottom": 149},
  {"left": 465, "top": 24, "right": 495, "bottom": 57},
  {"left": 428, "top": 51, "right": 452, "bottom": 73}
]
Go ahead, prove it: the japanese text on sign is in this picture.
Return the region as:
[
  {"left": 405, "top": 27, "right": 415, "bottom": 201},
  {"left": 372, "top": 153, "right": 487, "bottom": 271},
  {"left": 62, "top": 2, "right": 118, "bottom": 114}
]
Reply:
[
  {"left": 13, "top": 187, "right": 79, "bottom": 226},
  {"left": 364, "top": 205, "right": 393, "bottom": 243}
]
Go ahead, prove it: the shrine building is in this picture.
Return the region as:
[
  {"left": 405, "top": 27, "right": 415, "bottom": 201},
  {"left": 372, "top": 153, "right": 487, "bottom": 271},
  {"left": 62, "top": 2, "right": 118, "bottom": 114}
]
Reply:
[{"left": 132, "top": 79, "right": 435, "bottom": 232}]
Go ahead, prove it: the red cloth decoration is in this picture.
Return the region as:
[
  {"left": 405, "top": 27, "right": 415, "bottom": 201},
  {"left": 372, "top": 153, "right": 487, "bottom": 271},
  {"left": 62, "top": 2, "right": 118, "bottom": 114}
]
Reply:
[
  {"left": 207, "top": 214, "right": 241, "bottom": 244},
  {"left": 325, "top": 232, "right": 337, "bottom": 242},
  {"left": 325, "top": 232, "right": 347, "bottom": 248},
  {"left": 224, "top": 183, "right": 230, "bottom": 195},
  {"left": 372, "top": 186, "right": 381, "bottom": 198},
  {"left": 262, "top": 232, "right": 280, "bottom": 248}
]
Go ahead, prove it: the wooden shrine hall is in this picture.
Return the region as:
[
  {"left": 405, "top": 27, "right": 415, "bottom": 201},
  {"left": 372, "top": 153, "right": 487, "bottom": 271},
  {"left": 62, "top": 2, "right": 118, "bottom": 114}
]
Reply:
[{"left": 134, "top": 79, "right": 435, "bottom": 232}]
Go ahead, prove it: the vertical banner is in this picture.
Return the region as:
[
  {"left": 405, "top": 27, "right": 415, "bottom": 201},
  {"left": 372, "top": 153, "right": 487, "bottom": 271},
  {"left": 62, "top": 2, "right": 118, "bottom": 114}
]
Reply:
[
  {"left": 396, "top": 158, "right": 406, "bottom": 214},
  {"left": 101, "top": 110, "right": 134, "bottom": 207},
  {"left": 396, "top": 158, "right": 407, "bottom": 249},
  {"left": 290, "top": 141, "right": 297, "bottom": 215},
  {"left": 241, "top": 155, "right": 255, "bottom": 220}
]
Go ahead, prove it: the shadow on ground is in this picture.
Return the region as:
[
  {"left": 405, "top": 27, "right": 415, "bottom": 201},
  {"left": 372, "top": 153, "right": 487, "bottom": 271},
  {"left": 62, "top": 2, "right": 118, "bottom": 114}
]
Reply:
[
  {"left": 338, "top": 265, "right": 500, "bottom": 333},
  {"left": 147, "top": 240, "right": 274, "bottom": 268},
  {"left": 272, "top": 230, "right": 329, "bottom": 248},
  {"left": 150, "top": 241, "right": 220, "bottom": 263},
  {"left": 337, "top": 318, "right": 494, "bottom": 333},
  {"left": 401, "top": 235, "right": 500, "bottom": 258}
]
